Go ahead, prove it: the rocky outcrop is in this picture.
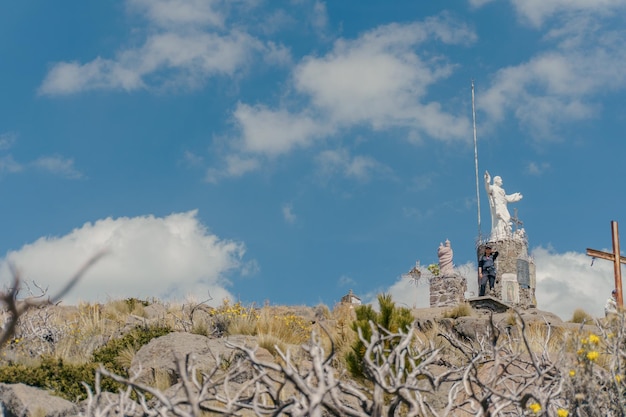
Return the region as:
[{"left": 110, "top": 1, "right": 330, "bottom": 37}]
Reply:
[
  {"left": 128, "top": 332, "right": 273, "bottom": 385},
  {"left": 0, "top": 383, "right": 77, "bottom": 417}
]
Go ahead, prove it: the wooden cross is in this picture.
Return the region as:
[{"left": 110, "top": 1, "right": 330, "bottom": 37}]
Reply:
[{"left": 586, "top": 220, "right": 625, "bottom": 308}]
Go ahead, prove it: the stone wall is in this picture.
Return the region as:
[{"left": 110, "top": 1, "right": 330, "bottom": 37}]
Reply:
[
  {"left": 477, "top": 236, "right": 536, "bottom": 308},
  {"left": 430, "top": 274, "right": 467, "bottom": 308}
]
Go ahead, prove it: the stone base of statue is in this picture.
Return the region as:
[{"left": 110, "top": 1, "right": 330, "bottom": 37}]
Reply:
[
  {"left": 476, "top": 230, "right": 536, "bottom": 309},
  {"left": 430, "top": 273, "right": 467, "bottom": 308}
]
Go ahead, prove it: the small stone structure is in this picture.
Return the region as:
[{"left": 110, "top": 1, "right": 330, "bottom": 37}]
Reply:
[
  {"left": 430, "top": 240, "right": 467, "bottom": 308},
  {"left": 341, "top": 289, "right": 362, "bottom": 306}
]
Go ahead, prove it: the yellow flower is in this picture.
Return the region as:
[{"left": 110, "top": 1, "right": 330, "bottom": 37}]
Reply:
[
  {"left": 581, "top": 338, "right": 588, "bottom": 345},
  {"left": 586, "top": 351, "right": 599, "bottom": 361},
  {"left": 569, "top": 370, "right": 576, "bottom": 377},
  {"left": 588, "top": 334, "right": 600, "bottom": 344},
  {"left": 528, "top": 403, "right": 541, "bottom": 413},
  {"left": 557, "top": 409, "right": 569, "bottom": 417},
  {"left": 616, "top": 375, "right": 622, "bottom": 383},
  {"left": 576, "top": 349, "right": 584, "bottom": 356}
]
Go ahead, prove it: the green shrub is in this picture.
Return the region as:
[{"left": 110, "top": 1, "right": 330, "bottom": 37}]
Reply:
[
  {"left": 92, "top": 324, "right": 172, "bottom": 375},
  {"left": 0, "top": 324, "right": 172, "bottom": 401},
  {"left": 345, "top": 293, "right": 414, "bottom": 379}
]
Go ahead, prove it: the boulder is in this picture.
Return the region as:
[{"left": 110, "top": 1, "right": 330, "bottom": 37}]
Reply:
[
  {"left": 0, "top": 383, "right": 77, "bottom": 417},
  {"left": 129, "top": 333, "right": 273, "bottom": 385}
]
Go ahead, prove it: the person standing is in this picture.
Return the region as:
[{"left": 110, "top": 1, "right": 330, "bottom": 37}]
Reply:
[
  {"left": 605, "top": 289, "right": 618, "bottom": 317},
  {"left": 478, "top": 246, "right": 499, "bottom": 296}
]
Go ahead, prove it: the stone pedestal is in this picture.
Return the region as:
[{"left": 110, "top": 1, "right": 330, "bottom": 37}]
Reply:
[
  {"left": 477, "top": 234, "right": 536, "bottom": 308},
  {"left": 430, "top": 274, "right": 467, "bottom": 308}
]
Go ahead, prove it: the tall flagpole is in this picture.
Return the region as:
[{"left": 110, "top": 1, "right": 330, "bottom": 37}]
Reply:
[{"left": 472, "top": 80, "right": 481, "bottom": 243}]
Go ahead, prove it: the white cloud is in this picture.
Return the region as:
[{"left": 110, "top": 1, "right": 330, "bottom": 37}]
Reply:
[
  {"left": 0, "top": 155, "right": 23, "bottom": 174},
  {"left": 338, "top": 274, "right": 356, "bottom": 288},
  {"left": 127, "top": 0, "right": 225, "bottom": 29},
  {"left": 40, "top": 31, "right": 259, "bottom": 95},
  {"left": 480, "top": 44, "right": 626, "bottom": 140},
  {"left": 293, "top": 19, "right": 473, "bottom": 136},
  {"left": 233, "top": 104, "right": 327, "bottom": 156},
  {"left": 532, "top": 246, "right": 615, "bottom": 320},
  {"left": 219, "top": 17, "right": 474, "bottom": 180},
  {"left": 32, "top": 155, "right": 84, "bottom": 179},
  {"left": 311, "top": 1, "right": 329, "bottom": 33},
  {"left": 205, "top": 154, "right": 260, "bottom": 183},
  {"left": 469, "top": 0, "right": 626, "bottom": 28},
  {"left": 0, "top": 211, "right": 247, "bottom": 306},
  {"left": 0, "top": 132, "right": 17, "bottom": 151},
  {"left": 508, "top": 0, "right": 626, "bottom": 28},
  {"left": 282, "top": 203, "right": 297, "bottom": 224},
  {"left": 526, "top": 161, "right": 550, "bottom": 176},
  {"left": 39, "top": 58, "right": 144, "bottom": 95},
  {"left": 315, "top": 149, "right": 390, "bottom": 182},
  {"left": 38, "top": 0, "right": 277, "bottom": 95}
]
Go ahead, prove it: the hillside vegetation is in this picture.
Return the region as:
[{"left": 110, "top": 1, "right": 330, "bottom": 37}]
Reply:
[{"left": 0, "top": 266, "right": 624, "bottom": 416}]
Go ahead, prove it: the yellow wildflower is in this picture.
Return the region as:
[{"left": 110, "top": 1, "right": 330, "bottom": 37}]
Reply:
[
  {"left": 569, "top": 370, "right": 576, "bottom": 377},
  {"left": 586, "top": 351, "right": 599, "bottom": 361},
  {"left": 588, "top": 334, "right": 600, "bottom": 344},
  {"left": 557, "top": 409, "right": 569, "bottom": 417},
  {"left": 581, "top": 338, "right": 588, "bottom": 345},
  {"left": 616, "top": 375, "right": 622, "bottom": 383},
  {"left": 528, "top": 403, "right": 541, "bottom": 413}
]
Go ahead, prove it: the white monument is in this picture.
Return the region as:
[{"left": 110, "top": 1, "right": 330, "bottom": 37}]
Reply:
[{"left": 484, "top": 171, "right": 523, "bottom": 241}]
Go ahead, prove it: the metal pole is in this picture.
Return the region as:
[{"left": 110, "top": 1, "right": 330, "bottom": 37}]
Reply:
[
  {"left": 611, "top": 220, "right": 623, "bottom": 308},
  {"left": 472, "top": 80, "right": 481, "bottom": 242}
]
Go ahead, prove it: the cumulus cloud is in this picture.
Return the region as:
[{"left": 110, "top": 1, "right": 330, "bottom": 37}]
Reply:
[
  {"left": 480, "top": 44, "right": 626, "bottom": 140},
  {"left": 292, "top": 19, "right": 473, "bottom": 135},
  {"left": 39, "top": 31, "right": 259, "bottom": 95},
  {"left": 0, "top": 211, "right": 247, "bottom": 305},
  {"left": 220, "top": 17, "right": 474, "bottom": 180},
  {"left": 38, "top": 0, "right": 276, "bottom": 95},
  {"left": 532, "top": 246, "right": 615, "bottom": 320},
  {"left": 475, "top": 1, "right": 626, "bottom": 141},
  {"left": 233, "top": 104, "right": 326, "bottom": 156}
]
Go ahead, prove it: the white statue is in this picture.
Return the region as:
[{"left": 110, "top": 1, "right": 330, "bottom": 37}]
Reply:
[
  {"left": 438, "top": 239, "right": 454, "bottom": 276},
  {"left": 484, "top": 171, "right": 523, "bottom": 240}
]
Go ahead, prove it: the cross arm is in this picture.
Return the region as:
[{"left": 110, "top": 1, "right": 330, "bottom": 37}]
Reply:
[{"left": 586, "top": 248, "right": 626, "bottom": 264}]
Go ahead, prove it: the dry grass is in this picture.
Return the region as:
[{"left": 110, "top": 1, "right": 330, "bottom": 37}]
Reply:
[
  {"left": 522, "top": 321, "right": 568, "bottom": 354},
  {"left": 442, "top": 302, "right": 473, "bottom": 319},
  {"left": 570, "top": 308, "right": 594, "bottom": 324},
  {"left": 255, "top": 306, "right": 312, "bottom": 346},
  {"left": 115, "top": 345, "right": 137, "bottom": 371}
]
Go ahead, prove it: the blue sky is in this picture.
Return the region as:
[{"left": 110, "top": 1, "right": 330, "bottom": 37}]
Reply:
[{"left": 1, "top": 0, "right": 625, "bottom": 320}]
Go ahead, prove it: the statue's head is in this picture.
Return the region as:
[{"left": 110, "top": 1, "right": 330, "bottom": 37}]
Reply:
[{"left": 493, "top": 176, "right": 503, "bottom": 186}]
